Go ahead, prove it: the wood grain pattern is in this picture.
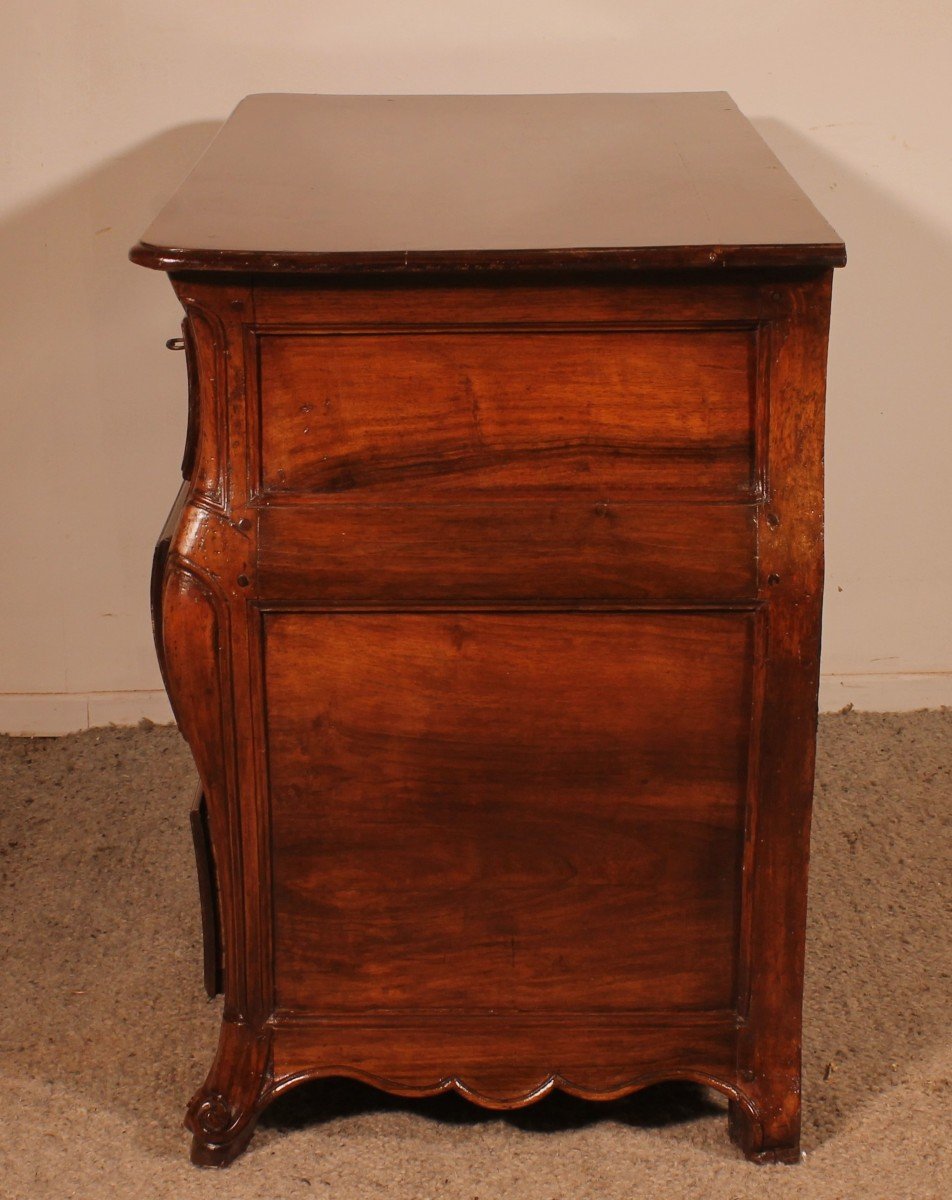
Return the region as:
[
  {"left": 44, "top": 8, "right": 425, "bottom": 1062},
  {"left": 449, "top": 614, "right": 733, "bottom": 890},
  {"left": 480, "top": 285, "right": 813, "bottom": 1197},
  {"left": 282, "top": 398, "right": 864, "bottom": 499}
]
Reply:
[
  {"left": 251, "top": 273, "right": 781, "bottom": 326},
  {"left": 730, "top": 270, "right": 833, "bottom": 1162},
  {"left": 266, "top": 612, "right": 752, "bottom": 1014},
  {"left": 257, "top": 501, "right": 757, "bottom": 606},
  {"left": 270, "top": 1012, "right": 742, "bottom": 1110},
  {"left": 132, "top": 92, "right": 842, "bottom": 1169},
  {"left": 147, "top": 269, "right": 834, "bottom": 1168},
  {"left": 258, "top": 327, "right": 756, "bottom": 498}
]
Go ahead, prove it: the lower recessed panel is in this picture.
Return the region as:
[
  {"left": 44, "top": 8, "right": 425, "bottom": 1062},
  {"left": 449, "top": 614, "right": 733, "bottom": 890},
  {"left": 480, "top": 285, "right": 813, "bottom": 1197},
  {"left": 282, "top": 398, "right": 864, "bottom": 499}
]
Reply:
[{"left": 265, "top": 612, "right": 753, "bottom": 1015}]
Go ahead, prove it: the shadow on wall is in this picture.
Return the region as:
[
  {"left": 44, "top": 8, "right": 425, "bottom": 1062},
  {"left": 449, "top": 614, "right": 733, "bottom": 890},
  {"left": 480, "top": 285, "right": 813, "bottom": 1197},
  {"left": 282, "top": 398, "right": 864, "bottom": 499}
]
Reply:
[
  {"left": 0, "top": 123, "right": 222, "bottom": 699},
  {"left": 2, "top": 112, "right": 951, "bottom": 705},
  {"left": 753, "top": 119, "right": 952, "bottom": 684}
]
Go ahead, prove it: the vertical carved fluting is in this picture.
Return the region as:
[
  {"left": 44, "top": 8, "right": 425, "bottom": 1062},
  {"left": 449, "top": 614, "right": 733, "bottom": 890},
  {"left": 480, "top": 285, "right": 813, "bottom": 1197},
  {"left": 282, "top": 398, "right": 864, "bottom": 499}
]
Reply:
[
  {"left": 154, "top": 288, "right": 245, "bottom": 1016},
  {"left": 151, "top": 281, "right": 274, "bottom": 1164}
]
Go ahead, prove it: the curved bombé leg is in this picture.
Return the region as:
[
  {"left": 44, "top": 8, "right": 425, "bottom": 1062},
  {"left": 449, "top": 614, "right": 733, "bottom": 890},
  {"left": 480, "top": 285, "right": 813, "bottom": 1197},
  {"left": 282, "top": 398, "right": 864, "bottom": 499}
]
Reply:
[
  {"left": 156, "top": 530, "right": 272, "bottom": 1165},
  {"left": 151, "top": 283, "right": 275, "bottom": 1166}
]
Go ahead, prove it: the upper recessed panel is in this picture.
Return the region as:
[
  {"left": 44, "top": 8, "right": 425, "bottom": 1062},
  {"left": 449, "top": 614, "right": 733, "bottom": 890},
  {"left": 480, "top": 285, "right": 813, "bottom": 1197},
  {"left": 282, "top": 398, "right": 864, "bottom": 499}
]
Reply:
[
  {"left": 257, "top": 326, "right": 757, "bottom": 499},
  {"left": 131, "top": 92, "right": 845, "bottom": 273}
]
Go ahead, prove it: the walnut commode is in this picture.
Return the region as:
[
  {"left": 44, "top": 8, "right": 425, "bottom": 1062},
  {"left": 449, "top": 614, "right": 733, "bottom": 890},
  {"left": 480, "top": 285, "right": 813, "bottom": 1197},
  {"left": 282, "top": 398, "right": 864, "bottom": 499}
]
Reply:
[{"left": 131, "top": 92, "right": 845, "bottom": 1166}]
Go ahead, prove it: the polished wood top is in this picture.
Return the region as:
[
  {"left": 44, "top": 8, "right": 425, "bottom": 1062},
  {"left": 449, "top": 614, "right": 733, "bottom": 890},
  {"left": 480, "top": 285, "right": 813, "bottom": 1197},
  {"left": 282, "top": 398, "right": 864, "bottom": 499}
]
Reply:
[{"left": 131, "top": 92, "right": 845, "bottom": 274}]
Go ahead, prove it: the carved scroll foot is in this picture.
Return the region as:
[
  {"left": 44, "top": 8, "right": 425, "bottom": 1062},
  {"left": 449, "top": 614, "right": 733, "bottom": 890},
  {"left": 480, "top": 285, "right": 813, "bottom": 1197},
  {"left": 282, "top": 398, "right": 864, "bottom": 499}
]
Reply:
[
  {"left": 728, "top": 1089, "right": 801, "bottom": 1165},
  {"left": 189, "top": 1105, "right": 259, "bottom": 1169},
  {"left": 185, "top": 1019, "right": 272, "bottom": 1168}
]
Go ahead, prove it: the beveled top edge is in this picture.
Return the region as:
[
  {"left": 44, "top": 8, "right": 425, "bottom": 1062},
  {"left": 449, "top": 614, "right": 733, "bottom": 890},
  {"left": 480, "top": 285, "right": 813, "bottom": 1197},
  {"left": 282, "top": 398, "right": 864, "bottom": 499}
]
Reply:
[
  {"left": 129, "top": 241, "right": 847, "bottom": 274},
  {"left": 130, "top": 92, "right": 846, "bottom": 275}
]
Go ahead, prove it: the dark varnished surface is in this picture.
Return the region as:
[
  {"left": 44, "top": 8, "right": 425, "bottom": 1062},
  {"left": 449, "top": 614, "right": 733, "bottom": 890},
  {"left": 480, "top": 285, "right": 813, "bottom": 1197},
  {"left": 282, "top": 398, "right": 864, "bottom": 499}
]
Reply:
[
  {"left": 147, "top": 269, "right": 835, "bottom": 1168},
  {"left": 130, "top": 92, "right": 844, "bottom": 274},
  {"left": 270, "top": 1013, "right": 741, "bottom": 1114},
  {"left": 257, "top": 500, "right": 757, "bottom": 606},
  {"left": 189, "top": 788, "right": 223, "bottom": 999},
  {"left": 134, "top": 95, "right": 842, "bottom": 1168},
  {"left": 267, "top": 611, "right": 751, "bottom": 1014},
  {"left": 258, "top": 326, "right": 756, "bottom": 498}
]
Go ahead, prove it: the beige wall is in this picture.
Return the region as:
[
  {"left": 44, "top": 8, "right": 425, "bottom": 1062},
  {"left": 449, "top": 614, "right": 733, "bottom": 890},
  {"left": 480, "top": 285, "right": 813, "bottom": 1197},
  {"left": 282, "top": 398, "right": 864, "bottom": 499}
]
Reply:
[{"left": 2, "top": 2, "right": 950, "bottom": 733}]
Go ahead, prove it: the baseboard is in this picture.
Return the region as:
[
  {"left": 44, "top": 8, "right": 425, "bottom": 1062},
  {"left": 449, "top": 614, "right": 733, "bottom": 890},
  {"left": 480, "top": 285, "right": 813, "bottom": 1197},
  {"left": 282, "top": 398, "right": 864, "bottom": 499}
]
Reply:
[
  {"left": 0, "top": 690, "right": 175, "bottom": 736},
  {"left": 1, "top": 674, "right": 949, "bottom": 735},
  {"left": 818, "top": 672, "right": 952, "bottom": 713}
]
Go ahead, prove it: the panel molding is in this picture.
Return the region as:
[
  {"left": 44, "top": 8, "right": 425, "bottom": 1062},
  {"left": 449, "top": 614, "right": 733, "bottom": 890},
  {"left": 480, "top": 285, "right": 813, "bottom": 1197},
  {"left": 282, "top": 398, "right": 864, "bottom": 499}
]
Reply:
[
  {"left": 253, "top": 321, "right": 760, "bottom": 500},
  {"left": 257, "top": 500, "right": 758, "bottom": 606},
  {"left": 264, "top": 609, "right": 753, "bottom": 1015}
]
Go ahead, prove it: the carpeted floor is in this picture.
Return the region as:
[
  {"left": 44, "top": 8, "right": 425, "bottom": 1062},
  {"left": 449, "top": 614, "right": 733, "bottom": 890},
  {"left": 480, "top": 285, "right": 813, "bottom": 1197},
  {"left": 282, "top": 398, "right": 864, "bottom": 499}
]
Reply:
[{"left": 0, "top": 710, "right": 949, "bottom": 1199}]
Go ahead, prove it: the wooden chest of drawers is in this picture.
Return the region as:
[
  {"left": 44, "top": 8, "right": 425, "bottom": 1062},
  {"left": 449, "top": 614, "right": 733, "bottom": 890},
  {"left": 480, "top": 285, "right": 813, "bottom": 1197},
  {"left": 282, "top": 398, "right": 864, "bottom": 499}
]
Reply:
[{"left": 131, "top": 92, "right": 845, "bottom": 1166}]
